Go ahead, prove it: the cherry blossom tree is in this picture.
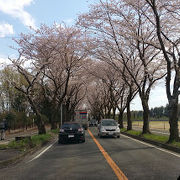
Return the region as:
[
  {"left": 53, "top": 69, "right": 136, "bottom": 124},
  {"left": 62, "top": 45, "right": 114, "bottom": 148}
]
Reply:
[
  {"left": 142, "top": 0, "right": 180, "bottom": 141},
  {"left": 10, "top": 24, "right": 89, "bottom": 131},
  {"left": 78, "top": 0, "right": 166, "bottom": 134},
  {"left": 63, "top": 79, "right": 87, "bottom": 122},
  {"left": 8, "top": 55, "right": 47, "bottom": 134}
]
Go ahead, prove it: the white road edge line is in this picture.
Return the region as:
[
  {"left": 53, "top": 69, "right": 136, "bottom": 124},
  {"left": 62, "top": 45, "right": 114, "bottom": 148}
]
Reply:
[
  {"left": 121, "top": 134, "right": 180, "bottom": 158},
  {"left": 28, "top": 140, "right": 57, "bottom": 163}
]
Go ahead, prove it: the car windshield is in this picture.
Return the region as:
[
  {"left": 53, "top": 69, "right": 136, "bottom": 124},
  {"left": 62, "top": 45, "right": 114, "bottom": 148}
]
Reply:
[
  {"left": 90, "top": 119, "right": 96, "bottom": 122},
  {"left": 101, "top": 120, "right": 117, "bottom": 126},
  {"left": 62, "top": 123, "right": 80, "bottom": 129}
]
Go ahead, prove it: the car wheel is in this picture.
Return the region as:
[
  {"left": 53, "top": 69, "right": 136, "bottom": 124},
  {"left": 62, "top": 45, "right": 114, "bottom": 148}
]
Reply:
[
  {"left": 117, "top": 135, "right": 120, "bottom": 138},
  {"left": 82, "top": 139, "right": 85, "bottom": 143}
]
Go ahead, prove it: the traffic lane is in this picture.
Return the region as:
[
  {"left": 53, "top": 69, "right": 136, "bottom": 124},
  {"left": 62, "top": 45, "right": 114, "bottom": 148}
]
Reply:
[
  {"left": 90, "top": 127, "right": 180, "bottom": 180},
  {"left": 0, "top": 131, "right": 117, "bottom": 180}
]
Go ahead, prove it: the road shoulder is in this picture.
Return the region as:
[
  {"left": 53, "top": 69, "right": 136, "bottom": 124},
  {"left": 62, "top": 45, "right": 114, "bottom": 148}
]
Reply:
[
  {"left": 0, "top": 132, "right": 57, "bottom": 169},
  {"left": 121, "top": 132, "right": 180, "bottom": 154}
]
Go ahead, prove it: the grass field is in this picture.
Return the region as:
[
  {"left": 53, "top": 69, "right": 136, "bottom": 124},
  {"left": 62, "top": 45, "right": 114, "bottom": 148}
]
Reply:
[{"left": 129, "top": 121, "right": 180, "bottom": 131}]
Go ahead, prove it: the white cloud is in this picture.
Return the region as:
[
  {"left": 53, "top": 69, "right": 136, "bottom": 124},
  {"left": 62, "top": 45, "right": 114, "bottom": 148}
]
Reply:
[
  {"left": 0, "top": 0, "right": 36, "bottom": 29},
  {"left": 64, "top": 19, "right": 74, "bottom": 25},
  {"left": 0, "top": 56, "right": 11, "bottom": 69},
  {"left": 0, "top": 23, "right": 14, "bottom": 37},
  {"left": 55, "top": 19, "right": 74, "bottom": 29},
  {"left": 131, "top": 84, "right": 168, "bottom": 111},
  {"left": 149, "top": 85, "right": 168, "bottom": 108}
]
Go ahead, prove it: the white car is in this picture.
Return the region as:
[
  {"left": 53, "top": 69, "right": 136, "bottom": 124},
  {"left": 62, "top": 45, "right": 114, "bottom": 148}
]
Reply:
[{"left": 98, "top": 119, "right": 120, "bottom": 138}]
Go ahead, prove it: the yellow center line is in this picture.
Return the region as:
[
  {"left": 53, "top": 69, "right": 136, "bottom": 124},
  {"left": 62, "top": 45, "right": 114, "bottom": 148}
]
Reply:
[{"left": 88, "top": 129, "right": 128, "bottom": 180}]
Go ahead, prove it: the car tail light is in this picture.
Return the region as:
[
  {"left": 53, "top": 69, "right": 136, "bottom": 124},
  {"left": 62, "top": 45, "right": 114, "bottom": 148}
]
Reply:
[
  {"left": 60, "top": 129, "right": 64, "bottom": 133},
  {"left": 78, "top": 128, "right": 84, "bottom": 132}
]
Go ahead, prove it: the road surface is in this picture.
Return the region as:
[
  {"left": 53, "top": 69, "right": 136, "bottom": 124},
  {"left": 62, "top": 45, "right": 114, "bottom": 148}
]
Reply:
[{"left": 0, "top": 127, "right": 180, "bottom": 180}]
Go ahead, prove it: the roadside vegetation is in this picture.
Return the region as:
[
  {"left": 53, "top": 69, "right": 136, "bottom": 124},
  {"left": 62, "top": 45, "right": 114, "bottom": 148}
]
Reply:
[
  {"left": 49, "top": 129, "right": 59, "bottom": 134},
  {"left": 121, "top": 129, "right": 180, "bottom": 149},
  {"left": 0, "top": 130, "right": 58, "bottom": 152}
]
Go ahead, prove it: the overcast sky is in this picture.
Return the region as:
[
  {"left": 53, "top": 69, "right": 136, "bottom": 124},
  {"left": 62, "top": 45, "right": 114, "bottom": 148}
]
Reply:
[{"left": 0, "top": 0, "right": 169, "bottom": 110}]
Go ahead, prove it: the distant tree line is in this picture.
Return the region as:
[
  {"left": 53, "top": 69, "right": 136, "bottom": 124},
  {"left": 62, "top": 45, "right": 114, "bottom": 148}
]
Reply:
[{"left": 129, "top": 104, "right": 180, "bottom": 121}]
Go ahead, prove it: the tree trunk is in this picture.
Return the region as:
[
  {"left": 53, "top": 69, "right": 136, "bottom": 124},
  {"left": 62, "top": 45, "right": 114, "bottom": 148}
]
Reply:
[
  {"left": 104, "top": 106, "right": 107, "bottom": 117},
  {"left": 36, "top": 114, "right": 46, "bottom": 134},
  {"left": 51, "top": 121, "right": 57, "bottom": 130},
  {"left": 150, "top": 2, "right": 179, "bottom": 142},
  {"left": 27, "top": 96, "right": 46, "bottom": 134},
  {"left": 50, "top": 110, "right": 57, "bottom": 130},
  {"left": 112, "top": 107, "right": 116, "bottom": 120},
  {"left": 107, "top": 107, "right": 111, "bottom": 118},
  {"left": 71, "top": 110, "right": 75, "bottom": 121},
  {"left": 127, "top": 101, "right": 132, "bottom": 131},
  {"left": 168, "top": 98, "right": 179, "bottom": 142},
  {"left": 127, "top": 88, "right": 132, "bottom": 131},
  {"left": 118, "top": 111, "right": 124, "bottom": 128},
  {"left": 141, "top": 98, "right": 150, "bottom": 134},
  {"left": 166, "top": 70, "right": 180, "bottom": 142},
  {"left": 66, "top": 109, "right": 71, "bottom": 122}
]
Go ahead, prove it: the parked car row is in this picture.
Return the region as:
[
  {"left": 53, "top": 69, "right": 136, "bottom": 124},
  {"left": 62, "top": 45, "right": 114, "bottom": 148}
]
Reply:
[{"left": 58, "top": 119, "right": 120, "bottom": 144}]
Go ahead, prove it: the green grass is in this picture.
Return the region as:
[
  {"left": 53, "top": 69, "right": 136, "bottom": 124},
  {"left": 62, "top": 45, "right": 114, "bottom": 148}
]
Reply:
[
  {"left": 123, "top": 129, "right": 180, "bottom": 148},
  {"left": 0, "top": 128, "right": 59, "bottom": 151},
  {"left": 125, "top": 130, "right": 142, "bottom": 136},
  {"left": 8, "top": 138, "right": 33, "bottom": 151},
  {"left": 171, "top": 141, "right": 180, "bottom": 148},
  {"left": 120, "top": 128, "right": 126, "bottom": 132},
  {"left": 142, "top": 133, "right": 169, "bottom": 143},
  {"left": 0, "top": 133, "right": 52, "bottom": 151},
  {"left": 50, "top": 129, "right": 59, "bottom": 134},
  {"left": 0, "top": 144, "right": 7, "bottom": 150},
  {"left": 31, "top": 133, "right": 52, "bottom": 147}
]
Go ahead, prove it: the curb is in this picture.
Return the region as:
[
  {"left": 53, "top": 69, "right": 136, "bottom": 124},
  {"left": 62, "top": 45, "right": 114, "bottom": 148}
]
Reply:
[
  {"left": 121, "top": 132, "right": 180, "bottom": 154},
  {"left": 0, "top": 146, "right": 38, "bottom": 169},
  {"left": 0, "top": 136, "right": 57, "bottom": 169}
]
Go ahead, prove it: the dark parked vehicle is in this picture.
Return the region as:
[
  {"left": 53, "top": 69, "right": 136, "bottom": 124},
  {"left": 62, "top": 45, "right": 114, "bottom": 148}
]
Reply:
[{"left": 58, "top": 122, "right": 85, "bottom": 144}]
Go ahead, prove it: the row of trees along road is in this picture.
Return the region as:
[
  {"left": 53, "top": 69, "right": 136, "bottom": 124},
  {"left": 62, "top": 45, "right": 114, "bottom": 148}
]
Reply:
[
  {"left": 3, "top": 25, "right": 89, "bottom": 134},
  {"left": 77, "top": 0, "right": 180, "bottom": 142},
  {"left": 1, "top": 0, "right": 180, "bottom": 142}
]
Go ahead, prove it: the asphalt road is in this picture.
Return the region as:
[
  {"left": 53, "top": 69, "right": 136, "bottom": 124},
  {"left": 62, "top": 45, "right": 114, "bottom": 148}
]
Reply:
[{"left": 0, "top": 127, "right": 180, "bottom": 180}]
